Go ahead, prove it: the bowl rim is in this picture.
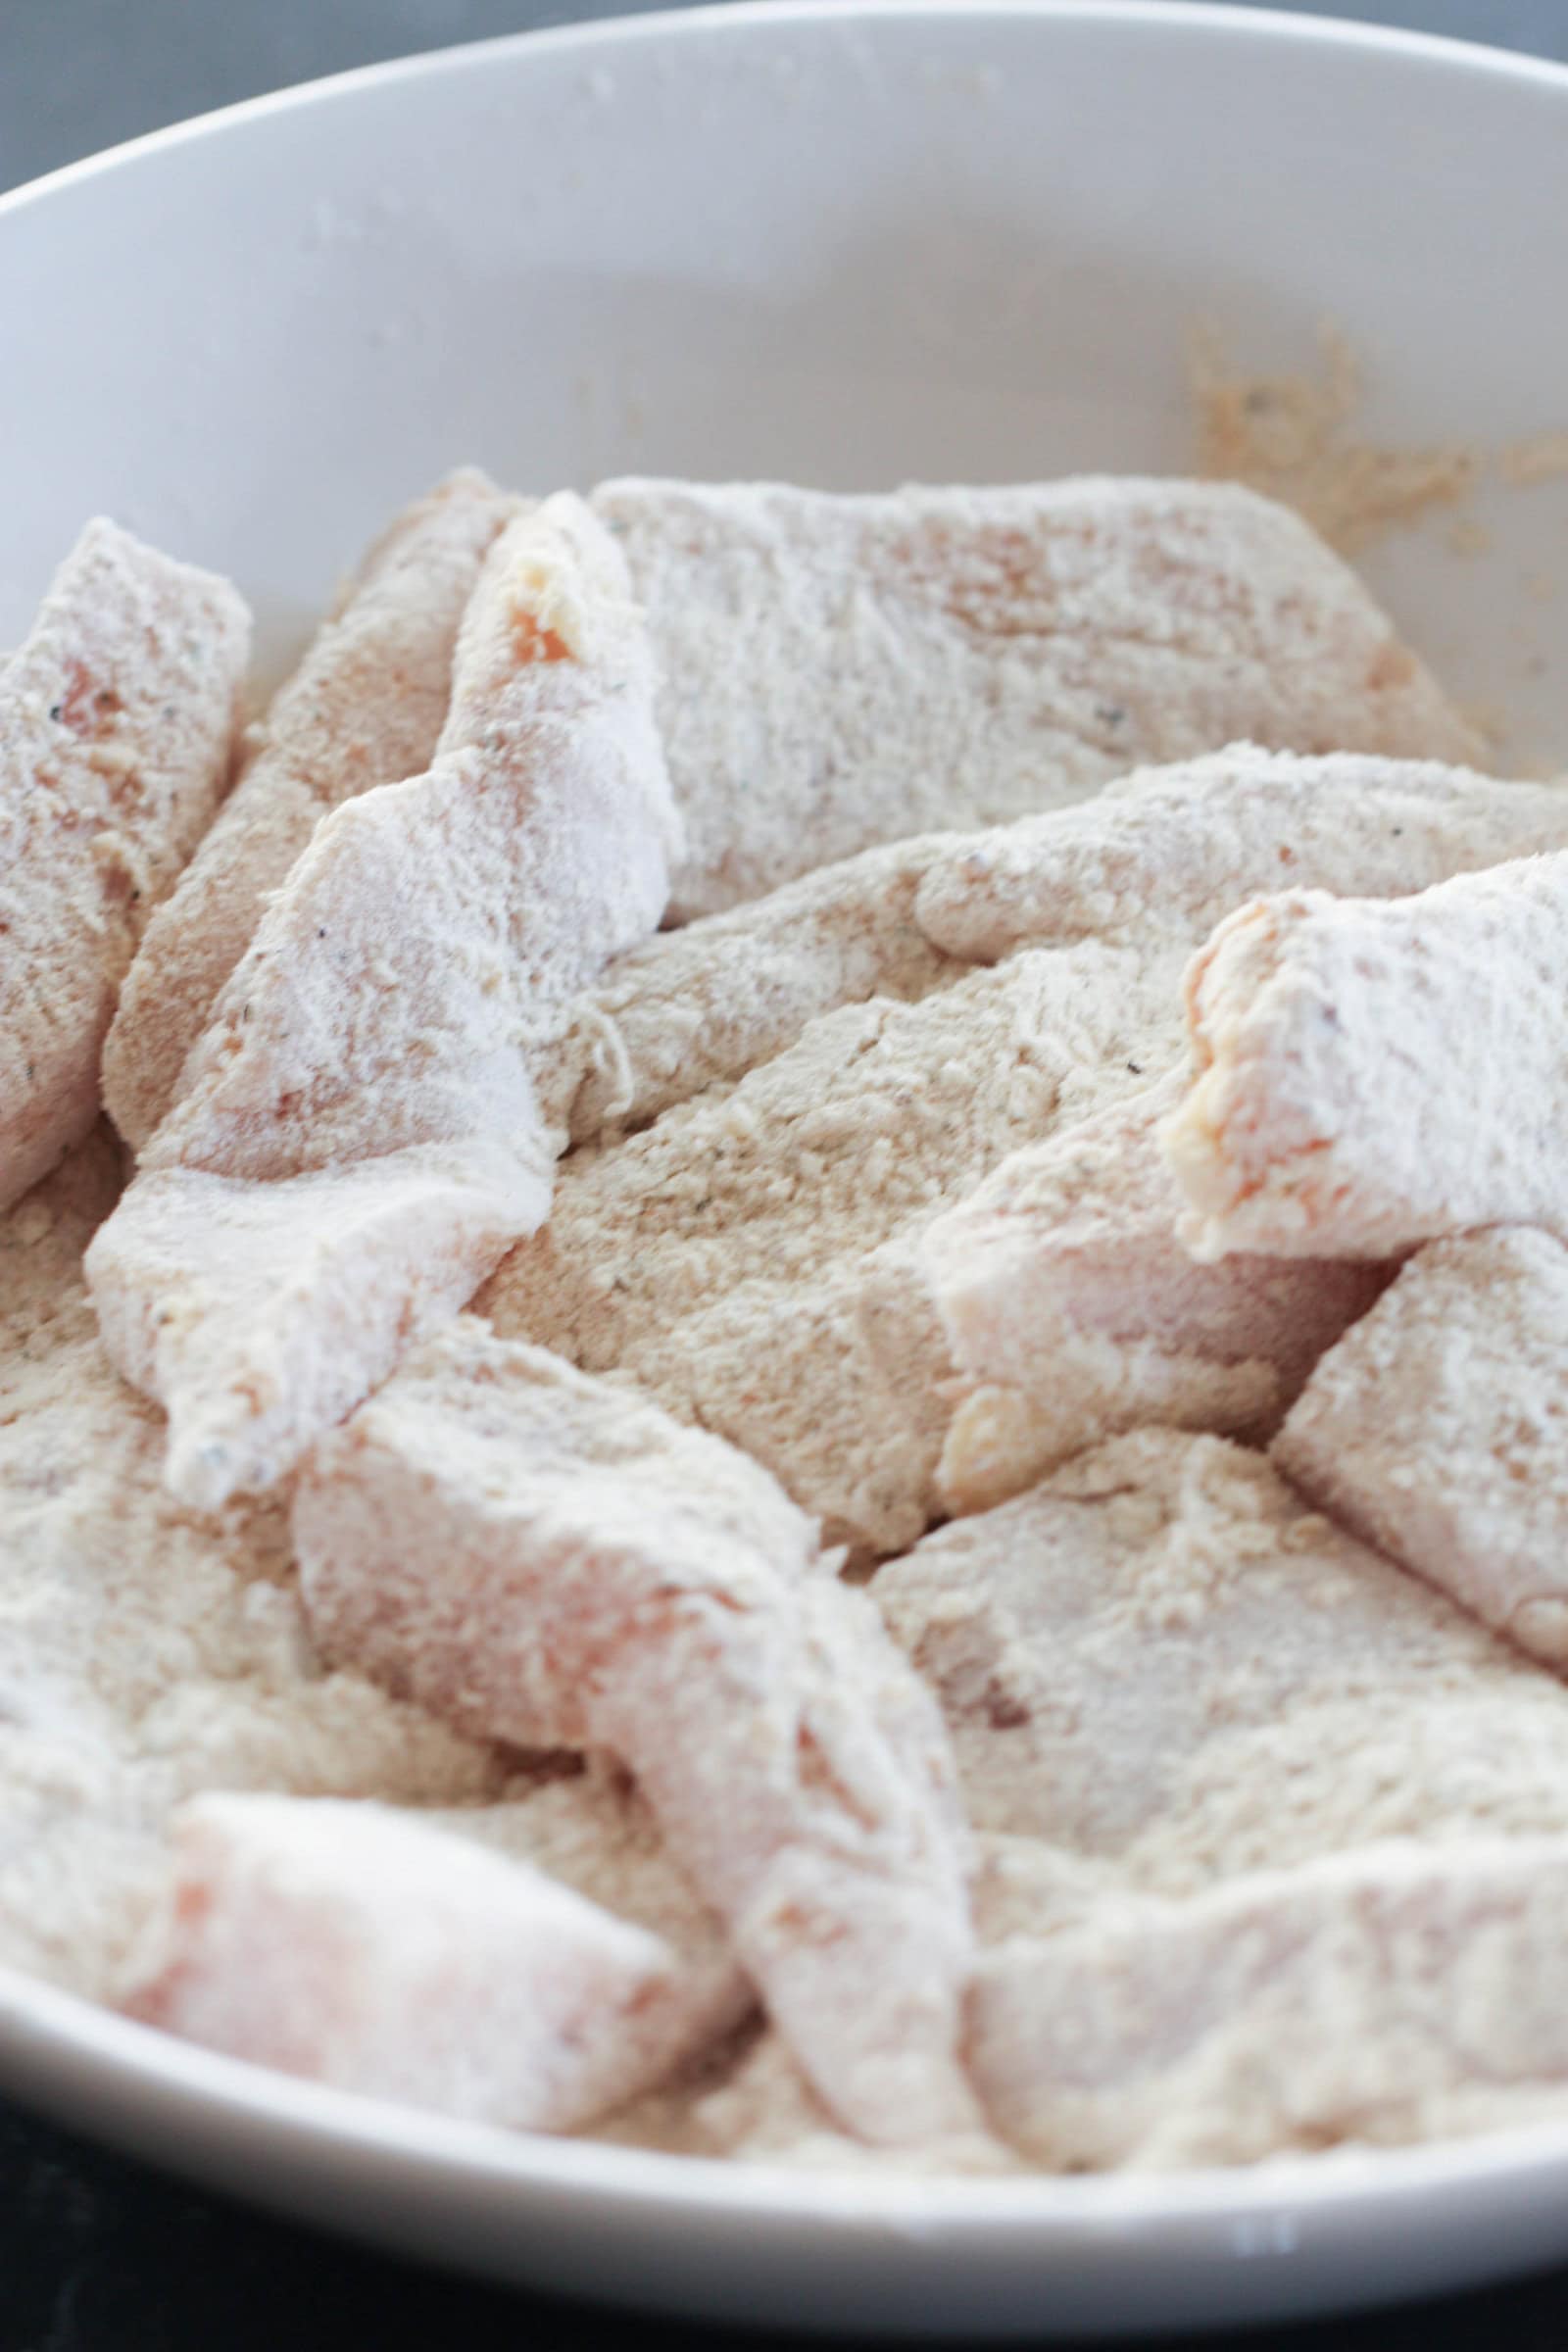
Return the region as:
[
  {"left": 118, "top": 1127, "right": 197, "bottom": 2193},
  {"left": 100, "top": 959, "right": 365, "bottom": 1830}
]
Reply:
[
  {"left": 7, "top": 0, "right": 1568, "bottom": 2250},
  {"left": 14, "top": 1957, "right": 1568, "bottom": 2236},
  {"left": 5, "top": 0, "right": 1568, "bottom": 224}
]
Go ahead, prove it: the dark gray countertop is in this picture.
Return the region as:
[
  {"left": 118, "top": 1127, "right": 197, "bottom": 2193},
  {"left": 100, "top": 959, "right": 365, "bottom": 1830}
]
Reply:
[{"left": 5, "top": 3, "right": 1568, "bottom": 2345}]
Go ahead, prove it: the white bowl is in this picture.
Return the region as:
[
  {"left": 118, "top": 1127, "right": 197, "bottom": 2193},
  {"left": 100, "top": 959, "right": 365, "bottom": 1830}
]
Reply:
[{"left": 5, "top": 2, "right": 1568, "bottom": 2332}]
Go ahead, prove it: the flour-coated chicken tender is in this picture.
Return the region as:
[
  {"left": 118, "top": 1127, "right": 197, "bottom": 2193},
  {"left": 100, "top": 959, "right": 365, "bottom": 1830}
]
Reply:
[
  {"left": 125, "top": 1792, "right": 688, "bottom": 2132},
  {"left": 926, "top": 1074, "right": 1389, "bottom": 1515},
  {"left": 912, "top": 749, "right": 1568, "bottom": 966},
  {"left": 970, "top": 1838, "right": 1568, "bottom": 2169},
  {"left": 1276, "top": 1228, "right": 1568, "bottom": 1667},
  {"left": 292, "top": 1322, "right": 982, "bottom": 2148},
  {"left": 597, "top": 477, "right": 1478, "bottom": 916},
  {"left": 492, "top": 938, "right": 1190, "bottom": 1554},
  {"left": 1163, "top": 854, "right": 1568, "bottom": 1259},
  {"left": 88, "top": 498, "right": 681, "bottom": 1505},
  {"left": 0, "top": 520, "right": 249, "bottom": 1211},
  {"left": 874, "top": 1430, "right": 1568, "bottom": 1887},
  {"left": 86, "top": 1146, "right": 539, "bottom": 1509},
  {"left": 104, "top": 469, "right": 518, "bottom": 1147},
  {"left": 547, "top": 750, "right": 1568, "bottom": 1148}
]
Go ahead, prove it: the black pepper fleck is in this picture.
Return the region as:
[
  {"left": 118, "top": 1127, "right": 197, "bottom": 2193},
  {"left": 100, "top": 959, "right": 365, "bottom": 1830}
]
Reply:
[{"left": 984, "top": 1685, "right": 1031, "bottom": 1732}]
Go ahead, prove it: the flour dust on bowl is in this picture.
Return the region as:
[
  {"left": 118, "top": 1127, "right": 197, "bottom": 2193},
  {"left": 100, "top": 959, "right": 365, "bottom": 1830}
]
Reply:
[{"left": 6, "top": 4, "right": 1568, "bottom": 2332}]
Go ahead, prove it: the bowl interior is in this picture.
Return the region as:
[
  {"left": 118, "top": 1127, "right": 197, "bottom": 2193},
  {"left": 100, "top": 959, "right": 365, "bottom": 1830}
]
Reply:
[{"left": 3, "top": 0, "right": 1567, "bottom": 766}]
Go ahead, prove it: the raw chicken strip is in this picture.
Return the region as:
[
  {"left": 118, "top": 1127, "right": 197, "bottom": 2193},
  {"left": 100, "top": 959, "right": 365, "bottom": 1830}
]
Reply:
[
  {"left": 925, "top": 1073, "right": 1390, "bottom": 1516},
  {"left": 142, "top": 493, "right": 681, "bottom": 1182},
  {"left": 546, "top": 750, "right": 1568, "bottom": 1148},
  {"left": 488, "top": 937, "right": 1188, "bottom": 1552},
  {"left": 873, "top": 1430, "right": 1568, "bottom": 1890},
  {"left": 124, "top": 1793, "right": 690, "bottom": 2132},
  {"left": 0, "top": 520, "right": 249, "bottom": 1213},
  {"left": 596, "top": 476, "right": 1478, "bottom": 915},
  {"left": 541, "top": 832, "right": 955, "bottom": 1142},
  {"left": 970, "top": 1839, "right": 1568, "bottom": 2170},
  {"left": 86, "top": 1148, "right": 532, "bottom": 1505},
  {"left": 87, "top": 496, "right": 681, "bottom": 1507},
  {"left": 1276, "top": 1229, "right": 1568, "bottom": 1667},
  {"left": 292, "top": 1322, "right": 982, "bottom": 2147},
  {"left": 1163, "top": 853, "right": 1568, "bottom": 1260},
  {"left": 104, "top": 469, "right": 518, "bottom": 1148},
  {"left": 911, "top": 749, "right": 1568, "bottom": 968},
  {"left": 657, "top": 1238, "right": 960, "bottom": 1561},
  {"left": 429, "top": 1768, "right": 756, "bottom": 2072},
  {"left": 492, "top": 937, "right": 1186, "bottom": 1378}
]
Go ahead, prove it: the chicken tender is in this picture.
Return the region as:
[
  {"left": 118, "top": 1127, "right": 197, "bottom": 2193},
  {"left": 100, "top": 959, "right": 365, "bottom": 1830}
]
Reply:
[
  {"left": 1163, "top": 853, "right": 1568, "bottom": 1259},
  {"left": 85, "top": 1147, "right": 536, "bottom": 1508},
  {"left": 926, "top": 1075, "right": 1389, "bottom": 1516},
  {"left": 0, "top": 520, "right": 249, "bottom": 1212},
  {"left": 489, "top": 938, "right": 1187, "bottom": 1552},
  {"left": 912, "top": 749, "right": 1568, "bottom": 968},
  {"left": 292, "top": 1322, "right": 982, "bottom": 2147},
  {"left": 124, "top": 1793, "right": 695, "bottom": 2133},
  {"left": 597, "top": 477, "right": 1478, "bottom": 915},
  {"left": 497, "top": 942, "right": 1185, "bottom": 1375},
  {"left": 873, "top": 1430, "right": 1568, "bottom": 1889},
  {"left": 104, "top": 470, "right": 518, "bottom": 1148},
  {"left": 428, "top": 1769, "right": 755, "bottom": 2070},
  {"left": 88, "top": 496, "right": 681, "bottom": 1506},
  {"left": 144, "top": 493, "right": 680, "bottom": 1182},
  {"left": 970, "top": 1839, "right": 1568, "bottom": 2169},
  {"left": 547, "top": 750, "right": 1568, "bottom": 1149},
  {"left": 542, "top": 832, "right": 955, "bottom": 1143},
  {"left": 1275, "top": 1229, "right": 1568, "bottom": 1667}
]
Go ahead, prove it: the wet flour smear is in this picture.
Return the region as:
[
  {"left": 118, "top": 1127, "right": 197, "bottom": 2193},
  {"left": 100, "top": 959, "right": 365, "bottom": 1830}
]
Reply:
[{"left": 1188, "top": 324, "right": 1478, "bottom": 557}]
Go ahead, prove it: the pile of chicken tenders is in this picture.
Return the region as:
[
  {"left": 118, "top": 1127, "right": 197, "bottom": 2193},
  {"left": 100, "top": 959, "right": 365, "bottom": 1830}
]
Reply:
[{"left": 7, "top": 466, "right": 1568, "bottom": 2173}]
